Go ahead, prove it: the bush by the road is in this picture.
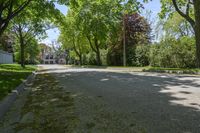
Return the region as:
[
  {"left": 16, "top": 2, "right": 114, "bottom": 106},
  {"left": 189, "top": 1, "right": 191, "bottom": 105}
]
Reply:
[
  {"left": 149, "top": 37, "right": 196, "bottom": 68},
  {"left": 134, "top": 44, "right": 150, "bottom": 67}
]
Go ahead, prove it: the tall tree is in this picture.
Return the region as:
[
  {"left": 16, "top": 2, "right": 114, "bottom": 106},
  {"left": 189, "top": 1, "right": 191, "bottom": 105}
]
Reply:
[
  {"left": 67, "top": 0, "right": 143, "bottom": 66},
  {"left": 163, "top": 13, "right": 194, "bottom": 38},
  {"left": 194, "top": 0, "right": 200, "bottom": 67},
  {"left": 11, "top": 9, "right": 49, "bottom": 67},
  {"left": 0, "top": 0, "right": 31, "bottom": 37},
  {"left": 107, "top": 13, "right": 151, "bottom": 66},
  {"left": 59, "top": 11, "right": 89, "bottom": 65},
  {"left": 75, "top": 0, "right": 113, "bottom": 65},
  {"left": 14, "top": 36, "right": 40, "bottom": 64},
  {"left": 4, "top": 0, "right": 67, "bottom": 67},
  {"left": 0, "top": 0, "right": 68, "bottom": 37},
  {"left": 160, "top": 0, "right": 200, "bottom": 67},
  {"left": 12, "top": 23, "right": 47, "bottom": 67}
]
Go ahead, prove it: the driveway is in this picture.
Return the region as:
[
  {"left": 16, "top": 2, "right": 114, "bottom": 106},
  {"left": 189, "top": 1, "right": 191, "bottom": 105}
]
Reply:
[{"left": 1, "top": 65, "right": 200, "bottom": 133}]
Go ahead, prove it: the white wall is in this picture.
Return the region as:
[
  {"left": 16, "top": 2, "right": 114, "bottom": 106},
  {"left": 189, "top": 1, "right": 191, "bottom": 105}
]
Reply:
[{"left": 0, "top": 50, "right": 13, "bottom": 64}]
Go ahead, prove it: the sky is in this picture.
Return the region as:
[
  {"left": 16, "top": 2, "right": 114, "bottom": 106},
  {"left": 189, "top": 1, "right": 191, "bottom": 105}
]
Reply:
[
  {"left": 141, "top": 0, "right": 161, "bottom": 16},
  {"left": 41, "top": 0, "right": 161, "bottom": 44}
]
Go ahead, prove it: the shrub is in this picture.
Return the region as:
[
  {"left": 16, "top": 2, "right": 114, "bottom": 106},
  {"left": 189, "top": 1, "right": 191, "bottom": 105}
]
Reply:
[
  {"left": 134, "top": 44, "right": 150, "bottom": 66},
  {"left": 149, "top": 37, "right": 196, "bottom": 68},
  {"left": 85, "top": 52, "right": 97, "bottom": 65}
]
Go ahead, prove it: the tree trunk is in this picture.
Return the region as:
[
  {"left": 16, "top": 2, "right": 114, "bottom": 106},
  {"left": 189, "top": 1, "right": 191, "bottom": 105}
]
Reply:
[
  {"left": 20, "top": 40, "right": 25, "bottom": 68},
  {"left": 19, "top": 33, "right": 25, "bottom": 68},
  {"left": 0, "top": 26, "right": 4, "bottom": 37},
  {"left": 194, "top": 0, "right": 200, "bottom": 68},
  {"left": 94, "top": 38, "right": 102, "bottom": 66},
  {"left": 0, "top": 21, "right": 9, "bottom": 38},
  {"left": 18, "top": 24, "right": 26, "bottom": 68},
  {"left": 86, "top": 35, "right": 102, "bottom": 65},
  {"left": 72, "top": 38, "right": 82, "bottom": 66},
  {"left": 96, "top": 48, "right": 101, "bottom": 66},
  {"left": 123, "top": 15, "right": 126, "bottom": 66},
  {"left": 0, "top": 0, "right": 31, "bottom": 37},
  {"left": 79, "top": 55, "right": 82, "bottom": 65},
  {"left": 0, "top": 20, "right": 4, "bottom": 37}
]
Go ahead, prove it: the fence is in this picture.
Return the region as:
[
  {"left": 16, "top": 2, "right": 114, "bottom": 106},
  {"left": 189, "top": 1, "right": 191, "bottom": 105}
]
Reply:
[{"left": 0, "top": 50, "right": 13, "bottom": 64}]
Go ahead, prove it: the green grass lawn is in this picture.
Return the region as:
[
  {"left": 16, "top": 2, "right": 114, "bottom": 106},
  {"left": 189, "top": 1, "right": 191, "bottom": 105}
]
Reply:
[
  {"left": 0, "top": 64, "right": 36, "bottom": 100},
  {"left": 67, "top": 65, "right": 149, "bottom": 71},
  {"left": 142, "top": 67, "right": 200, "bottom": 74},
  {"left": 67, "top": 65, "right": 200, "bottom": 74}
]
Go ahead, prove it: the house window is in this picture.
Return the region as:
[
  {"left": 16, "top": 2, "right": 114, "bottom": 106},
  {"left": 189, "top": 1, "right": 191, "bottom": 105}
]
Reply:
[
  {"left": 46, "top": 55, "right": 49, "bottom": 59},
  {"left": 50, "top": 55, "right": 53, "bottom": 59}
]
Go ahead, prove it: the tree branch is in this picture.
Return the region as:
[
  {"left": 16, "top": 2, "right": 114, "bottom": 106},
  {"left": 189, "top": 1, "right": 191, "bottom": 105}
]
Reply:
[
  {"left": 72, "top": 37, "right": 81, "bottom": 57},
  {"left": 189, "top": 0, "right": 194, "bottom": 5},
  {"left": 23, "top": 26, "right": 35, "bottom": 39},
  {"left": 13, "top": 29, "right": 21, "bottom": 39},
  {"left": 5, "top": 0, "right": 32, "bottom": 22},
  {"left": 0, "top": 0, "right": 32, "bottom": 37},
  {"left": 172, "top": 0, "right": 195, "bottom": 28},
  {"left": 1, "top": 1, "right": 11, "bottom": 13},
  {"left": 186, "top": 0, "right": 190, "bottom": 16},
  {"left": 86, "top": 35, "right": 97, "bottom": 52},
  {"left": 0, "top": 21, "right": 9, "bottom": 35}
]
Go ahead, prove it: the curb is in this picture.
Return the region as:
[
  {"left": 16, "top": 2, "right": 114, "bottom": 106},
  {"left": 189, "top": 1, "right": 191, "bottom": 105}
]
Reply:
[
  {"left": 143, "top": 69, "right": 200, "bottom": 75},
  {"left": 0, "top": 72, "right": 36, "bottom": 120}
]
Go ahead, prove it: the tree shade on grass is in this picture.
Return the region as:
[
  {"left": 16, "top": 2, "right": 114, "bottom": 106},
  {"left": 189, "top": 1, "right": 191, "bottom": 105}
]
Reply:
[{"left": 0, "top": 64, "right": 36, "bottom": 100}]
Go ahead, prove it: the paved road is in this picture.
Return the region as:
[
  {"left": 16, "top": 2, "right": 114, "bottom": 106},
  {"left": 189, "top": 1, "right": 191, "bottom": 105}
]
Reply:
[
  {"left": 52, "top": 65, "right": 200, "bottom": 133},
  {"left": 1, "top": 65, "right": 200, "bottom": 133}
]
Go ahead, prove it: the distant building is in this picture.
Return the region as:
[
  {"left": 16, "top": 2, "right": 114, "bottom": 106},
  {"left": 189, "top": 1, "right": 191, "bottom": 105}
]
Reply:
[
  {"left": 40, "top": 43, "right": 66, "bottom": 64},
  {"left": 57, "top": 52, "right": 67, "bottom": 64},
  {"left": 0, "top": 34, "right": 14, "bottom": 53},
  {"left": 0, "top": 50, "right": 13, "bottom": 64},
  {"left": 43, "top": 53, "right": 56, "bottom": 64},
  {"left": 0, "top": 34, "right": 14, "bottom": 64}
]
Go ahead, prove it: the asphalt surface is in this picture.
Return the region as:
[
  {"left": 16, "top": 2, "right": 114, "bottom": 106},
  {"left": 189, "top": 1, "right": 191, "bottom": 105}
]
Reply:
[
  {"left": 51, "top": 65, "right": 200, "bottom": 133},
  {"left": 2, "top": 65, "right": 200, "bottom": 133}
]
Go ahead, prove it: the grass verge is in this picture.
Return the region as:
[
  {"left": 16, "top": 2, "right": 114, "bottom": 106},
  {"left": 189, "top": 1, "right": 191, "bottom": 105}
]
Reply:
[
  {"left": 67, "top": 65, "right": 200, "bottom": 74},
  {"left": 143, "top": 67, "right": 200, "bottom": 74},
  {"left": 0, "top": 64, "right": 36, "bottom": 100},
  {"left": 66, "top": 65, "right": 149, "bottom": 72}
]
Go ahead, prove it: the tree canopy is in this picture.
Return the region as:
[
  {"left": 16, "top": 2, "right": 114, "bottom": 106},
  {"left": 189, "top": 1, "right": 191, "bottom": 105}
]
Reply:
[
  {"left": 1, "top": 0, "right": 200, "bottom": 69},
  {"left": 159, "top": 0, "right": 200, "bottom": 67}
]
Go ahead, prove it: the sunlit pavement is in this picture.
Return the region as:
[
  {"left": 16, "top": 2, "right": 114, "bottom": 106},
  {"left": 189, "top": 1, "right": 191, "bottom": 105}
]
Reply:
[
  {"left": 1, "top": 64, "right": 200, "bottom": 133},
  {"left": 41, "top": 65, "right": 200, "bottom": 132}
]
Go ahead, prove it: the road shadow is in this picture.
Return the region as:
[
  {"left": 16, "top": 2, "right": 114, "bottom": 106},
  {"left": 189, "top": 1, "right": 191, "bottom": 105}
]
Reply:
[{"left": 53, "top": 71, "right": 200, "bottom": 133}]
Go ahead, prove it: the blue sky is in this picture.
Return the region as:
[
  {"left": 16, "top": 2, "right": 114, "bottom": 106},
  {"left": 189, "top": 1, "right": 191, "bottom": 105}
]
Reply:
[
  {"left": 141, "top": 0, "right": 161, "bottom": 16},
  {"left": 42, "top": 0, "right": 161, "bottom": 44},
  {"left": 41, "top": 3, "right": 68, "bottom": 44}
]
